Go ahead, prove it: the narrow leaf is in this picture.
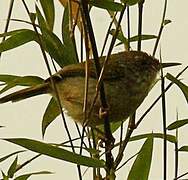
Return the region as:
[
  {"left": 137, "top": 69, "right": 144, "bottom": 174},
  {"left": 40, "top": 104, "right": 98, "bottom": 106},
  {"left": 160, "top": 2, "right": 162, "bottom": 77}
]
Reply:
[
  {"left": 0, "top": 29, "right": 37, "bottom": 52},
  {"left": 128, "top": 136, "right": 153, "bottom": 180},
  {"left": 167, "top": 119, "right": 188, "bottom": 130},
  {"left": 121, "top": 0, "right": 142, "bottom": 6},
  {"left": 0, "top": 75, "right": 43, "bottom": 85},
  {"left": 14, "top": 171, "right": 53, "bottom": 180},
  {"left": 166, "top": 73, "right": 188, "bottom": 104},
  {"left": 89, "top": 0, "right": 123, "bottom": 11},
  {"left": 179, "top": 146, "right": 188, "bottom": 152},
  {"left": 42, "top": 98, "right": 60, "bottom": 137},
  {"left": 110, "top": 29, "right": 128, "bottom": 46},
  {"left": 8, "top": 156, "right": 18, "bottom": 178},
  {"left": 40, "top": 29, "right": 71, "bottom": 67},
  {"left": 62, "top": 7, "right": 78, "bottom": 65},
  {"left": 0, "top": 75, "right": 44, "bottom": 95},
  {"left": 110, "top": 30, "right": 157, "bottom": 46},
  {"left": 0, "top": 75, "right": 20, "bottom": 83},
  {"left": 40, "top": 0, "right": 55, "bottom": 30},
  {"left": 29, "top": 13, "right": 37, "bottom": 23},
  {"left": 1, "top": 171, "right": 8, "bottom": 180},
  {"left": 0, "top": 150, "right": 25, "bottom": 163},
  {"left": 129, "top": 133, "right": 176, "bottom": 143},
  {"left": 0, "top": 29, "right": 32, "bottom": 38},
  {"left": 36, "top": 5, "right": 48, "bottom": 32},
  {"left": 130, "top": 34, "right": 157, "bottom": 42},
  {"left": 4, "top": 138, "right": 105, "bottom": 168},
  {"left": 163, "top": 19, "right": 172, "bottom": 26},
  {"left": 0, "top": 28, "right": 73, "bottom": 67}
]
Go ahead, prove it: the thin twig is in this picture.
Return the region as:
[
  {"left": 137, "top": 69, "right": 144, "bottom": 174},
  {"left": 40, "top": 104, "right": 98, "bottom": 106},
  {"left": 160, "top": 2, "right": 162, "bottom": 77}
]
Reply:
[
  {"left": 153, "top": 0, "right": 168, "bottom": 56},
  {"left": 107, "top": 10, "right": 128, "bottom": 51},
  {"left": 78, "top": 3, "right": 99, "bottom": 179},
  {"left": 79, "top": 2, "right": 97, "bottom": 160},
  {"left": 174, "top": 171, "right": 188, "bottom": 180},
  {"left": 119, "top": 121, "right": 124, "bottom": 150},
  {"left": 137, "top": 0, "right": 144, "bottom": 51},
  {"left": 174, "top": 142, "right": 178, "bottom": 179},
  {"left": 96, "top": 4, "right": 127, "bottom": 104},
  {"left": 100, "top": 12, "right": 118, "bottom": 57},
  {"left": 174, "top": 111, "right": 179, "bottom": 179},
  {"left": 160, "top": 52, "right": 167, "bottom": 180},
  {"left": 127, "top": 6, "right": 130, "bottom": 51},
  {"left": 80, "top": 0, "right": 114, "bottom": 175}
]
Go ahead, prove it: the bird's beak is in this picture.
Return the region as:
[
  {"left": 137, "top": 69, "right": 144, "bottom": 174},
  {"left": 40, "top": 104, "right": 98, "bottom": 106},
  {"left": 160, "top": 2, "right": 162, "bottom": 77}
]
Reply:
[{"left": 160, "top": 62, "right": 182, "bottom": 68}]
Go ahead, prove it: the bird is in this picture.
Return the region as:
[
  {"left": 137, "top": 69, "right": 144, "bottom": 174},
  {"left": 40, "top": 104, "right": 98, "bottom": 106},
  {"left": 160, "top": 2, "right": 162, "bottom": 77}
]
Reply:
[{"left": 0, "top": 51, "right": 167, "bottom": 127}]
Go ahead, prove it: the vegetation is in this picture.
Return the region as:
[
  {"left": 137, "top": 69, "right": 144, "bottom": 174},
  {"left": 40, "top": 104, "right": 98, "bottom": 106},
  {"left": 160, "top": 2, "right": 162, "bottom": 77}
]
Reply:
[{"left": 0, "top": 0, "right": 187, "bottom": 179}]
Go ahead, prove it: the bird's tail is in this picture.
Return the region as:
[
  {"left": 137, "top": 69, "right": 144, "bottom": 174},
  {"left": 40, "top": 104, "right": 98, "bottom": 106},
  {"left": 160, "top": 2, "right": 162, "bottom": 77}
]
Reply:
[{"left": 0, "top": 83, "right": 49, "bottom": 103}]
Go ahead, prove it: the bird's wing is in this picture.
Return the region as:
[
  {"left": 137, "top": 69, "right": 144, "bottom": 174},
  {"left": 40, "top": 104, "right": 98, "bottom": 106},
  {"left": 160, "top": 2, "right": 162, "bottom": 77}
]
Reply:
[{"left": 50, "top": 52, "right": 127, "bottom": 82}]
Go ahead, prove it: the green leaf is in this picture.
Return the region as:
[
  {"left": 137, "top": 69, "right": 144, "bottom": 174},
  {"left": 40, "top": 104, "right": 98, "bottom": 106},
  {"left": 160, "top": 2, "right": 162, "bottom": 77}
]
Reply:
[
  {"left": 1, "top": 171, "right": 8, "bottom": 180},
  {"left": 29, "top": 13, "right": 37, "bottom": 23},
  {"left": 0, "top": 75, "right": 44, "bottom": 85},
  {"left": 40, "top": 29, "right": 71, "bottom": 67},
  {"left": 36, "top": 5, "right": 48, "bottom": 32},
  {"left": 0, "top": 28, "right": 73, "bottom": 67},
  {"left": 62, "top": 7, "right": 78, "bottom": 65},
  {"left": 0, "top": 75, "right": 20, "bottom": 83},
  {"left": 0, "top": 75, "right": 44, "bottom": 95},
  {"left": 110, "top": 29, "right": 157, "bottom": 47},
  {"left": 163, "top": 19, "right": 172, "bottom": 26},
  {"left": 166, "top": 73, "right": 188, "bottom": 104},
  {"left": 89, "top": 0, "right": 123, "bottom": 11},
  {"left": 110, "top": 121, "right": 123, "bottom": 132},
  {"left": 129, "top": 34, "right": 157, "bottom": 42},
  {"left": 39, "top": 0, "right": 55, "bottom": 31},
  {"left": 167, "top": 119, "right": 188, "bottom": 130},
  {"left": 42, "top": 98, "right": 60, "bottom": 137},
  {"left": 84, "top": 148, "right": 101, "bottom": 155},
  {"left": 0, "top": 150, "right": 25, "bottom": 163},
  {"left": 4, "top": 138, "right": 105, "bottom": 168},
  {"left": 127, "top": 136, "right": 153, "bottom": 180},
  {"left": 128, "top": 133, "right": 176, "bottom": 143},
  {"left": 0, "top": 29, "right": 37, "bottom": 52},
  {"left": 0, "top": 29, "right": 30, "bottom": 38},
  {"left": 14, "top": 171, "right": 53, "bottom": 180},
  {"left": 95, "top": 121, "right": 121, "bottom": 132},
  {"left": 8, "top": 156, "right": 18, "bottom": 178},
  {"left": 62, "top": 7, "right": 72, "bottom": 45},
  {"left": 179, "top": 146, "right": 188, "bottom": 152},
  {"left": 110, "top": 29, "right": 128, "bottom": 46},
  {"left": 0, "top": 27, "right": 76, "bottom": 67},
  {"left": 121, "top": 0, "right": 142, "bottom": 6}
]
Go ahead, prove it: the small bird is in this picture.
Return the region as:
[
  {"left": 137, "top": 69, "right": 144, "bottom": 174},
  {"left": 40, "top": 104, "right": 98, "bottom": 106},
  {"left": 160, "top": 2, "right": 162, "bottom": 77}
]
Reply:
[{"left": 0, "top": 51, "right": 171, "bottom": 127}]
